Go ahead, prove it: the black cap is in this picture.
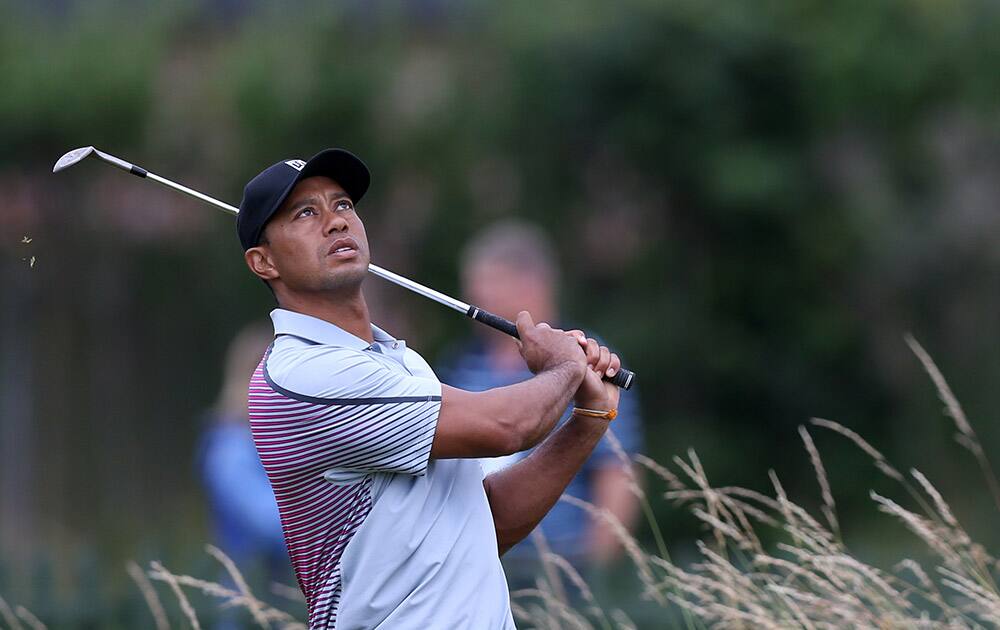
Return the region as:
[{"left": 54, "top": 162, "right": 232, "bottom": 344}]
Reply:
[{"left": 237, "top": 148, "right": 371, "bottom": 250}]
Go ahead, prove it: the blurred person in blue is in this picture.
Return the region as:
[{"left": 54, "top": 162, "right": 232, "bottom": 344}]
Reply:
[
  {"left": 437, "top": 220, "right": 644, "bottom": 579},
  {"left": 197, "top": 323, "right": 290, "bottom": 585}
]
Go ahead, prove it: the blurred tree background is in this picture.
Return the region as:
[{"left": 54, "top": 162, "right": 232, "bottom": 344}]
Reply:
[{"left": 3, "top": 0, "right": 1000, "bottom": 626}]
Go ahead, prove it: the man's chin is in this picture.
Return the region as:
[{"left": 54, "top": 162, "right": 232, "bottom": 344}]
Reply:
[{"left": 321, "top": 264, "right": 368, "bottom": 292}]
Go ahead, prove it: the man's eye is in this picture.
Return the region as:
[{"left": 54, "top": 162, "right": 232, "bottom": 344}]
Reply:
[
  {"left": 337, "top": 200, "right": 353, "bottom": 211},
  {"left": 298, "top": 207, "right": 317, "bottom": 217}
]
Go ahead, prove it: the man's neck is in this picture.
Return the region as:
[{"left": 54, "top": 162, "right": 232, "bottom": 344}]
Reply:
[{"left": 280, "top": 289, "right": 374, "bottom": 343}]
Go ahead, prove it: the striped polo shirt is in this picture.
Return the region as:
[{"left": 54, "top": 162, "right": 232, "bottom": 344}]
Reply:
[{"left": 248, "top": 309, "right": 516, "bottom": 629}]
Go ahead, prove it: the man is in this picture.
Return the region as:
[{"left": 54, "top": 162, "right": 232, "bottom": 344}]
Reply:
[
  {"left": 238, "top": 149, "right": 622, "bottom": 629},
  {"left": 437, "top": 221, "right": 642, "bottom": 578}
]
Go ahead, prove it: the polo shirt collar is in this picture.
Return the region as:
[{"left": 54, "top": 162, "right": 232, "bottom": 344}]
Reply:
[{"left": 270, "top": 308, "right": 397, "bottom": 350}]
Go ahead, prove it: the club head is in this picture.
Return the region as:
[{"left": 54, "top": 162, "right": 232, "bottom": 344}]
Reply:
[{"left": 52, "top": 146, "right": 96, "bottom": 173}]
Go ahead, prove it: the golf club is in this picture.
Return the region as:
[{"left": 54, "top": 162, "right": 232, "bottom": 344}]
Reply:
[{"left": 53, "top": 146, "right": 636, "bottom": 390}]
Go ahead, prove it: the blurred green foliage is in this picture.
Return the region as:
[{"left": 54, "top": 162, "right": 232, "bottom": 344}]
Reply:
[{"left": 4, "top": 1, "right": 1000, "bottom": 626}]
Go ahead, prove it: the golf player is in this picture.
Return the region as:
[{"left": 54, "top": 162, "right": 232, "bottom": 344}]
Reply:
[{"left": 238, "top": 149, "right": 622, "bottom": 629}]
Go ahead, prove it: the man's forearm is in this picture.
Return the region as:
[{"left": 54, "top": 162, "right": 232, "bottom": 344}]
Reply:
[
  {"left": 432, "top": 359, "right": 585, "bottom": 460},
  {"left": 513, "top": 362, "right": 583, "bottom": 447},
  {"left": 480, "top": 361, "right": 582, "bottom": 452},
  {"left": 484, "top": 413, "right": 610, "bottom": 554}
]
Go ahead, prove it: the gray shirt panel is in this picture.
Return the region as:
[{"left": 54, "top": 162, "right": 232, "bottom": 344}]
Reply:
[{"left": 267, "top": 309, "right": 516, "bottom": 629}]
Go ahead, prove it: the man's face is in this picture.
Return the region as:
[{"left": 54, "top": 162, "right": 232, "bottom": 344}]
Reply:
[{"left": 246, "top": 176, "right": 371, "bottom": 296}]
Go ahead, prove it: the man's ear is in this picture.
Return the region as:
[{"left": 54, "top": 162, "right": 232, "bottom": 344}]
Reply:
[{"left": 245, "top": 245, "right": 280, "bottom": 282}]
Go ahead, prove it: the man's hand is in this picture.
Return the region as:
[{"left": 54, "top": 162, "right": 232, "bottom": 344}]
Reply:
[
  {"left": 568, "top": 331, "right": 621, "bottom": 412},
  {"left": 515, "top": 311, "right": 587, "bottom": 376}
]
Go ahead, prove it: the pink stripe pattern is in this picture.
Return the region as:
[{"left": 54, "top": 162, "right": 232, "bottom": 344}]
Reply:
[{"left": 247, "top": 347, "right": 439, "bottom": 628}]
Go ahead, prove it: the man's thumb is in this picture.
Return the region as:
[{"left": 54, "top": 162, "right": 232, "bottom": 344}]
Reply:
[{"left": 515, "top": 310, "right": 534, "bottom": 338}]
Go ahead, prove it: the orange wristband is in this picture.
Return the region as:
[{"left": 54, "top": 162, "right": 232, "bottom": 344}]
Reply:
[{"left": 572, "top": 407, "right": 617, "bottom": 421}]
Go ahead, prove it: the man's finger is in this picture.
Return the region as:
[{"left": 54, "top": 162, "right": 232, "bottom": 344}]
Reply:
[
  {"left": 585, "top": 338, "right": 599, "bottom": 364},
  {"left": 594, "top": 345, "right": 611, "bottom": 375},
  {"left": 515, "top": 311, "right": 535, "bottom": 338},
  {"left": 606, "top": 353, "right": 621, "bottom": 377},
  {"left": 567, "top": 329, "right": 587, "bottom": 346}
]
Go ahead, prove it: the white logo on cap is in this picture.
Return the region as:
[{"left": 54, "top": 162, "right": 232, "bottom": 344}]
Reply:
[{"left": 285, "top": 159, "right": 306, "bottom": 171}]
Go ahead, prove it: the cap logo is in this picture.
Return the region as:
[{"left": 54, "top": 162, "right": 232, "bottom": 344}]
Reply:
[{"left": 285, "top": 159, "right": 306, "bottom": 171}]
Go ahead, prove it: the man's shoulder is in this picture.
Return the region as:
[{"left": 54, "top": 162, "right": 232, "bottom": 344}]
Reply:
[
  {"left": 268, "top": 334, "right": 371, "bottom": 372},
  {"left": 263, "top": 333, "right": 443, "bottom": 404},
  {"left": 401, "top": 346, "right": 439, "bottom": 382},
  {"left": 264, "top": 336, "right": 394, "bottom": 401}
]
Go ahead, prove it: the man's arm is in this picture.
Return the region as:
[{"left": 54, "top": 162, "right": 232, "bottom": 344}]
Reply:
[
  {"left": 430, "top": 311, "right": 587, "bottom": 459},
  {"left": 484, "top": 412, "right": 612, "bottom": 554},
  {"left": 483, "top": 338, "right": 622, "bottom": 554}
]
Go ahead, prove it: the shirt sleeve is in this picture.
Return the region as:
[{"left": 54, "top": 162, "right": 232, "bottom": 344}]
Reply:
[{"left": 261, "top": 344, "right": 441, "bottom": 477}]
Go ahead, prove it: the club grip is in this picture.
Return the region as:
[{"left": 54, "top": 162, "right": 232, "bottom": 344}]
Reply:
[
  {"left": 469, "top": 307, "right": 520, "bottom": 338},
  {"left": 466, "top": 306, "right": 636, "bottom": 390}
]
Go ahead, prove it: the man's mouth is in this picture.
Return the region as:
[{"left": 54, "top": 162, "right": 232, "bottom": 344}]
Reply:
[{"left": 328, "top": 238, "right": 360, "bottom": 259}]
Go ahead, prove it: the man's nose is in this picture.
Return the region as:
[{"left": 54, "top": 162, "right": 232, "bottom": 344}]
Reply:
[{"left": 322, "top": 208, "right": 348, "bottom": 235}]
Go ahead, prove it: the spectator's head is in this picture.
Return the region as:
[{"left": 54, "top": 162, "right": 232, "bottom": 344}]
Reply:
[
  {"left": 216, "top": 322, "right": 273, "bottom": 419},
  {"left": 460, "top": 220, "right": 560, "bottom": 327}
]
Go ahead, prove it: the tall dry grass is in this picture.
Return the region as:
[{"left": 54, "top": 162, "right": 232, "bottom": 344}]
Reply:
[
  {"left": 2, "top": 336, "right": 998, "bottom": 629},
  {"left": 511, "top": 336, "right": 1000, "bottom": 629}
]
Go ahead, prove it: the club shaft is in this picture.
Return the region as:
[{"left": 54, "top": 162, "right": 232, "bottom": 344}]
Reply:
[
  {"left": 61, "top": 147, "right": 637, "bottom": 390},
  {"left": 365, "top": 264, "right": 469, "bottom": 313},
  {"left": 359, "top": 266, "right": 636, "bottom": 389},
  {"left": 146, "top": 172, "right": 240, "bottom": 216}
]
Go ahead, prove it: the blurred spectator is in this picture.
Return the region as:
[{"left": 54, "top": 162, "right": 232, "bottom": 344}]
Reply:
[
  {"left": 437, "top": 220, "right": 644, "bottom": 578},
  {"left": 197, "top": 323, "right": 289, "bottom": 583}
]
